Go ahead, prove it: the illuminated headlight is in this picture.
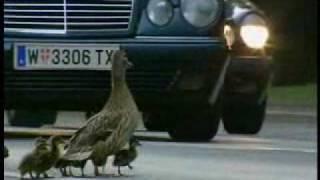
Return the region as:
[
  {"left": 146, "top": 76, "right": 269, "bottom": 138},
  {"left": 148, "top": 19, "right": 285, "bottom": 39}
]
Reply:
[
  {"left": 147, "top": 0, "right": 173, "bottom": 26},
  {"left": 240, "top": 14, "right": 269, "bottom": 49},
  {"left": 181, "top": 0, "right": 221, "bottom": 28}
]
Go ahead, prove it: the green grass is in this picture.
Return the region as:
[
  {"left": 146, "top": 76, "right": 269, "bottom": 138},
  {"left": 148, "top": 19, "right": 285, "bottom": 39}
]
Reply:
[{"left": 268, "top": 84, "right": 317, "bottom": 106}]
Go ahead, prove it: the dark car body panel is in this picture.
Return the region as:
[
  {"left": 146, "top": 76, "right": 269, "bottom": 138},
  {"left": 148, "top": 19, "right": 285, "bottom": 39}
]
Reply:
[
  {"left": 4, "top": 0, "right": 271, "bottom": 113},
  {"left": 4, "top": 37, "right": 227, "bottom": 110}
]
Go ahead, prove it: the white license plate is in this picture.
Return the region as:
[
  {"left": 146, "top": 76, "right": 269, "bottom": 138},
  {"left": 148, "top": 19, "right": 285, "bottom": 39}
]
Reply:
[{"left": 14, "top": 43, "right": 120, "bottom": 70}]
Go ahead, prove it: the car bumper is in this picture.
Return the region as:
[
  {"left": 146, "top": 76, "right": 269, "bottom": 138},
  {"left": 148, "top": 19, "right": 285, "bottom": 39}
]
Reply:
[{"left": 4, "top": 36, "right": 227, "bottom": 110}]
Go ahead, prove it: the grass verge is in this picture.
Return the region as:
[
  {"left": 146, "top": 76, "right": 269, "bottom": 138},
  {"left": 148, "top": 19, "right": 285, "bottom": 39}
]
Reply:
[{"left": 268, "top": 84, "right": 317, "bottom": 107}]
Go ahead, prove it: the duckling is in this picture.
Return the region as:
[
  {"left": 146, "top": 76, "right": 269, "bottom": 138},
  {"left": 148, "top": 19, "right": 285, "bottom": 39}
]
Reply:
[
  {"left": 4, "top": 145, "right": 9, "bottom": 158},
  {"left": 18, "top": 139, "right": 50, "bottom": 179},
  {"left": 55, "top": 158, "right": 87, "bottom": 177},
  {"left": 37, "top": 136, "right": 65, "bottom": 178},
  {"left": 113, "top": 137, "right": 141, "bottom": 176},
  {"left": 54, "top": 158, "right": 69, "bottom": 176},
  {"left": 90, "top": 140, "right": 109, "bottom": 176},
  {"left": 55, "top": 139, "right": 88, "bottom": 177},
  {"left": 70, "top": 160, "right": 88, "bottom": 176},
  {"left": 63, "top": 50, "right": 142, "bottom": 172},
  {"left": 18, "top": 136, "right": 64, "bottom": 179},
  {"left": 34, "top": 137, "right": 48, "bottom": 147}
]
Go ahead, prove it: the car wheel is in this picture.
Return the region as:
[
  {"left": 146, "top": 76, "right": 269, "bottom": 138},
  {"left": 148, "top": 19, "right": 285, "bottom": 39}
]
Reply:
[
  {"left": 9, "top": 110, "right": 57, "bottom": 127},
  {"left": 167, "top": 102, "right": 221, "bottom": 142},
  {"left": 222, "top": 98, "right": 267, "bottom": 134}
]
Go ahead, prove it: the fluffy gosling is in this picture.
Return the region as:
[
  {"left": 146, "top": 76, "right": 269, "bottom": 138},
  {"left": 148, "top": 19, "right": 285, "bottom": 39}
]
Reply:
[
  {"left": 18, "top": 138, "right": 50, "bottom": 179},
  {"left": 90, "top": 140, "right": 108, "bottom": 176},
  {"left": 55, "top": 139, "right": 88, "bottom": 177},
  {"left": 55, "top": 158, "right": 87, "bottom": 177},
  {"left": 4, "top": 146, "right": 9, "bottom": 159},
  {"left": 113, "top": 137, "right": 141, "bottom": 176},
  {"left": 18, "top": 136, "right": 64, "bottom": 179}
]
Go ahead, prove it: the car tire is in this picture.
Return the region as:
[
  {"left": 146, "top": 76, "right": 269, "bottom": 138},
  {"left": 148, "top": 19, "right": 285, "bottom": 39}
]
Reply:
[
  {"left": 9, "top": 110, "right": 57, "bottom": 127},
  {"left": 143, "top": 112, "right": 168, "bottom": 132},
  {"left": 167, "top": 100, "right": 221, "bottom": 142},
  {"left": 222, "top": 98, "right": 267, "bottom": 134}
]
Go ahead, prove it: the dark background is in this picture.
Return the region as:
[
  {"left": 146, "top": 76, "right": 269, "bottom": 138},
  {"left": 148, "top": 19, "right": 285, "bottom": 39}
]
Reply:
[{"left": 253, "top": 0, "right": 317, "bottom": 86}]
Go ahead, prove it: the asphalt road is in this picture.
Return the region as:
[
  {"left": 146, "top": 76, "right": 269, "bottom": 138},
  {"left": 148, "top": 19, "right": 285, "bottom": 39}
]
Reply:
[{"left": 4, "top": 114, "right": 317, "bottom": 180}]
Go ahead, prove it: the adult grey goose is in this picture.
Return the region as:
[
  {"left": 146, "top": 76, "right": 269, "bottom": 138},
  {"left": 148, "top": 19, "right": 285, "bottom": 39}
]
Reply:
[{"left": 62, "top": 50, "right": 142, "bottom": 162}]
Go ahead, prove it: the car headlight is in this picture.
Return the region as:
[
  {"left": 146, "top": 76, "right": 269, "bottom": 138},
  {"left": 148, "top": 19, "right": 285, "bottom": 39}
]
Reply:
[
  {"left": 240, "top": 14, "right": 269, "bottom": 49},
  {"left": 181, "top": 0, "right": 221, "bottom": 28},
  {"left": 147, "top": 0, "right": 173, "bottom": 26}
]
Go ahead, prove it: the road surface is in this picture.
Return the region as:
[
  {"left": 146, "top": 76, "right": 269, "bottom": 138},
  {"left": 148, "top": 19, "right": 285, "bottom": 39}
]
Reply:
[{"left": 4, "top": 114, "right": 317, "bottom": 180}]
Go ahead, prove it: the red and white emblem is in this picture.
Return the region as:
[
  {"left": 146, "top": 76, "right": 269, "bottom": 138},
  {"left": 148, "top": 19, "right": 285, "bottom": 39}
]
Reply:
[{"left": 41, "top": 49, "right": 51, "bottom": 63}]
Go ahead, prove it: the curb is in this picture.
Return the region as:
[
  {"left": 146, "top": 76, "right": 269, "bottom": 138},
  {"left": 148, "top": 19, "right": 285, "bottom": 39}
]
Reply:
[
  {"left": 266, "top": 110, "right": 317, "bottom": 118},
  {"left": 4, "top": 127, "right": 170, "bottom": 142},
  {"left": 4, "top": 127, "right": 74, "bottom": 138}
]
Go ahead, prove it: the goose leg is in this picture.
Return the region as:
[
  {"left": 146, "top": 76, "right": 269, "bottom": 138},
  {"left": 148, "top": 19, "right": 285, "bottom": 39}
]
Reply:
[
  {"left": 63, "top": 167, "right": 68, "bottom": 176},
  {"left": 43, "top": 172, "right": 49, "bottom": 178},
  {"left": 68, "top": 167, "right": 73, "bottom": 176},
  {"left": 59, "top": 168, "right": 64, "bottom": 176},
  {"left": 81, "top": 167, "right": 85, "bottom": 177},
  {"left": 118, "top": 166, "right": 123, "bottom": 176},
  {"left": 102, "top": 164, "right": 106, "bottom": 173},
  {"left": 94, "top": 166, "right": 99, "bottom": 176},
  {"left": 28, "top": 172, "right": 34, "bottom": 179},
  {"left": 20, "top": 172, "right": 25, "bottom": 179}
]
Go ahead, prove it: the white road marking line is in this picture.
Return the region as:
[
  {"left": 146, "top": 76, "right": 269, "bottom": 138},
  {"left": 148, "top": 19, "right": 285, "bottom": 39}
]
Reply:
[
  {"left": 4, "top": 131, "right": 316, "bottom": 154},
  {"left": 212, "top": 145, "right": 317, "bottom": 153},
  {"left": 145, "top": 141, "right": 317, "bottom": 154},
  {"left": 215, "top": 135, "right": 275, "bottom": 143},
  {"left": 267, "top": 110, "right": 317, "bottom": 117}
]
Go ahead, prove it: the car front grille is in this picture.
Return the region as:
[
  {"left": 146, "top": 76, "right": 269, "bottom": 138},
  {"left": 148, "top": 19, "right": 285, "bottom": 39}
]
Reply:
[
  {"left": 4, "top": 56, "right": 182, "bottom": 93},
  {"left": 4, "top": 0, "right": 134, "bottom": 35},
  {"left": 4, "top": 70, "right": 176, "bottom": 93}
]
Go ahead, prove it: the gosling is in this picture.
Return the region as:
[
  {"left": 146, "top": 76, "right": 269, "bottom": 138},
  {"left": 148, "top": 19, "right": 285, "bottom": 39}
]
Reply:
[
  {"left": 18, "top": 138, "right": 50, "bottom": 179},
  {"left": 34, "top": 137, "right": 47, "bottom": 146},
  {"left": 55, "top": 158, "right": 87, "bottom": 177},
  {"left": 113, "top": 137, "right": 141, "bottom": 176},
  {"left": 90, "top": 140, "right": 109, "bottom": 176},
  {"left": 4, "top": 145, "right": 9, "bottom": 159},
  {"left": 55, "top": 139, "right": 88, "bottom": 177},
  {"left": 18, "top": 136, "right": 64, "bottom": 179}
]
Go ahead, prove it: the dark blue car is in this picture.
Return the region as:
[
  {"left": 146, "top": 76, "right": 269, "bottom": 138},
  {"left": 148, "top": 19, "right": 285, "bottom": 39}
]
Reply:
[{"left": 4, "top": 0, "right": 272, "bottom": 141}]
